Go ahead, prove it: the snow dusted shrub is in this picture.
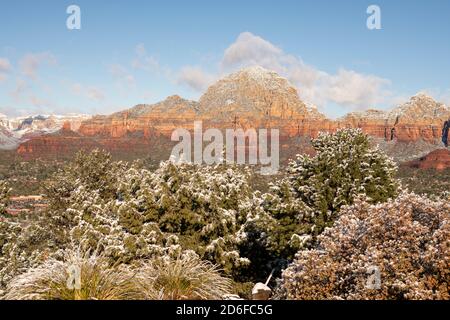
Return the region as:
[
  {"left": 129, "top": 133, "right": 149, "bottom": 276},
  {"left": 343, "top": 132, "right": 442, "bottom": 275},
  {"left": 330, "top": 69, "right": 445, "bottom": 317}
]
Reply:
[
  {"left": 5, "top": 149, "right": 254, "bottom": 278},
  {"left": 0, "top": 151, "right": 154, "bottom": 294},
  {"left": 282, "top": 193, "right": 450, "bottom": 300},
  {"left": 0, "top": 180, "right": 10, "bottom": 216},
  {"left": 1, "top": 150, "right": 251, "bottom": 297},
  {"left": 254, "top": 129, "right": 399, "bottom": 266},
  {"left": 0, "top": 218, "right": 55, "bottom": 293},
  {"left": 112, "top": 160, "right": 255, "bottom": 275},
  {"left": 285, "top": 128, "right": 398, "bottom": 231},
  {"left": 44, "top": 149, "right": 126, "bottom": 216},
  {"left": 136, "top": 254, "right": 233, "bottom": 300},
  {"left": 3, "top": 249, "right": 140, "bottom": 300},
  {"left": 67, "top": 184, "right": 187, "bottom": 266}
]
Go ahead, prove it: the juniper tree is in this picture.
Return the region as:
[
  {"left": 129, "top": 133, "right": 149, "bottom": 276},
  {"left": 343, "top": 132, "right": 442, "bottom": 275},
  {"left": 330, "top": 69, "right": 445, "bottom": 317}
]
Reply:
[{"left": 247, "top": 129, "right": 399, "bottom": 274}]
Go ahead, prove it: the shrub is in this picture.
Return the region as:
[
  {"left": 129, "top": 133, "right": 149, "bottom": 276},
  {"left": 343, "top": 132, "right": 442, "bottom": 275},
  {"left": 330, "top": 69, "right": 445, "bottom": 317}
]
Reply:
[
  {"left": 282, "top": 192, "right": 450, "bottom": 300},
  {"left": 113, "top": 160, "right": 255, "bottom": 273},
  {"left": 1, "top": 150, "right": 257, "bottom": 292}
]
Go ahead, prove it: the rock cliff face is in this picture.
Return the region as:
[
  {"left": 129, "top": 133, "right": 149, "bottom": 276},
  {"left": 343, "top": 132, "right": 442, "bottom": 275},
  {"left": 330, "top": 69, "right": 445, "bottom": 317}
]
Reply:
[
  {"left": 79, "top": 95, "right": 199, "bottom": 138},
  {"left": 13, "top": 67, "right": 450, "bottom": 162},
  {"left": 198, "top": 66, "right": 332, "bottom": 138},
  {"left": 339, "top": 94, "right": 450, "bottom": 143},
  {"left": 17, "top": 124, "right": 174, "bottom": 161}
]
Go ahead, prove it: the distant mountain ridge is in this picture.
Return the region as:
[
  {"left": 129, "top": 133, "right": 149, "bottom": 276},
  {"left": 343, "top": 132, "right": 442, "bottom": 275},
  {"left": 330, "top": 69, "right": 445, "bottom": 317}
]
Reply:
[
  {"left": 5, "top": 66, "right": 450, "bottom": 164},
  {"left": 0, "top": 114, "right": 91, "bottom": 150}
]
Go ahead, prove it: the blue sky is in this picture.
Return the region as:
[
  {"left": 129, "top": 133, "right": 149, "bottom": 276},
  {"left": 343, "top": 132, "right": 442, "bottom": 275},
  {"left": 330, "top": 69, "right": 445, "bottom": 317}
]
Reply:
[{"left": 0, "top": 0, "right": 449, "bottom": 118}]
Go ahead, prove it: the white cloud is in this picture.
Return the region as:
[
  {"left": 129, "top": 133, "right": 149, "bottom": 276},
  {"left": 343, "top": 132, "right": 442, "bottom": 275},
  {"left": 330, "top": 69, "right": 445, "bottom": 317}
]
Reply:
[
  {"left": 19, "top": 52, "right": 57, "bottom": 79},
  {"left": 222, "top": 32, "right": 393, "bottom": 110},
  {"left": 72, "top": 83, "right": 105, "bottom": 101},
  {"left": 221, "top": 32, "right": 284, "bottom": 70},
  {"left": 135, "top": 43, "right": 147, "bottom": 57},
  {"left": 86, "top": 87, "right": 105, "bottom": 101},
  {"left": 321, "top": 69, "right": 391, "bottom": 107},
  {"left": 30, "top": 95, "right": 53, "bottom": 108},
  {"left": 132, "top": 43, "right": 160, "bottom": 72},
  {"left": 0, "top": 58, "right": 12, "bottom": 82},
  {"left": 177, "top": 32, "right": 394, "bottom": 111},
  {"left": 109, "top": 64, "right": 136, "bottom": 88},
  {"left": 176, "top": 66, "right": 216, "bottom": 92},
  {"left": 10, "top": 78, "right": 28, "bottom": 101}
]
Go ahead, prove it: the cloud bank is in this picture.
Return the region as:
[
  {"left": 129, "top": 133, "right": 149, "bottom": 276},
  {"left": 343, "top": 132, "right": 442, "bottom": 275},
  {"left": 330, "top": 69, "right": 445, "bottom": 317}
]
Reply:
[{"left": 177, "top": 32, "right": 393, "bottom": 112}]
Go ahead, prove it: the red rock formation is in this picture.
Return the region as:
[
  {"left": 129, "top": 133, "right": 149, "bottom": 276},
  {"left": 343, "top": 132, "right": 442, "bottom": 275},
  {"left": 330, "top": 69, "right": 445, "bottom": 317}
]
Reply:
[
  {"left": 79, "top": 95, "right": 199, "bottom": 138},
  {"left": 339, "top": 94, "right": 449, "bottom": 143},
  {"left": 14, "top": 68, "right": 450, "bottom": 162},
  {"left": 61, "top": 121, "right": 72, "bottom": 132},
  {"left": 405, "top": 149, "right": 450, "bottom": 170},
  {"left": 16, "top": 124, "right": 175, "bottom": 161}
]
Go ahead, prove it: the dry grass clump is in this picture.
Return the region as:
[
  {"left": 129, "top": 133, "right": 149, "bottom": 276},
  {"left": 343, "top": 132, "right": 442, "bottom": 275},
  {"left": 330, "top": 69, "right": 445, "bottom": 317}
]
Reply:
[
  {"left": 136, "top": 254, "right": 233, "bottom": 300},
  {"left": 3, "top": 250, "right": 233, "bottom": 300},
  {"left": 3, "top": 250, "right": 140, "bottom": 300}
]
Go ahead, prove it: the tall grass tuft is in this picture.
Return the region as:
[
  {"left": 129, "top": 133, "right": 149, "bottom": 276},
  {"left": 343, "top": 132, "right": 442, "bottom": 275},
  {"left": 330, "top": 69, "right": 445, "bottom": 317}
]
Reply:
[
  {"left": 3, "top": 250, "right": 141, "bottom": 300},
  {"left": 136, "top": 254, "right": 233, "bottom": 300}
]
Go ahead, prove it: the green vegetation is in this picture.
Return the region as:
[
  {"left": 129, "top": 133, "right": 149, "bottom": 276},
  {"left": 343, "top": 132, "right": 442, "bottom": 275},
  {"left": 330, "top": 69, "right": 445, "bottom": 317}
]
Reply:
[
  {"left": 397, "top": 166, "right": 450, "bottom": 198},
  {"left": 0, "top": 129, "right": 448, "bottom": 300},
  {"left": 242, "top": 129, "right": 399, "bottom": 279},
  {"left": 0, "top": 180, "right": 10, "bottom": 216}
]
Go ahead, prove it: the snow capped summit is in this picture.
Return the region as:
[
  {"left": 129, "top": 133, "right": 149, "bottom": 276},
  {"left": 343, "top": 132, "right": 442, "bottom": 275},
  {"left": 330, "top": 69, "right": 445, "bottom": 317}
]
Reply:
[
  {"left": 220, "top": 66, "right": 298, "bottom": 93},
  {"left": 230, "top": 66, "right": 295, "bottom": 89},
  {"left": 198, "top": 65, "right": 325, "bottom": 120},
  {"left": 388, "top": 93, "right": 449, "bottom": 122},
  {"left": 0, "top": 113, "right": 91, "bottom": 150}
]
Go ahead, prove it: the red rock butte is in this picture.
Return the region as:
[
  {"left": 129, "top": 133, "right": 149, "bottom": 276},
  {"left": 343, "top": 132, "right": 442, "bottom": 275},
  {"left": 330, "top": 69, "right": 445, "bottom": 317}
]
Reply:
[{"left": 406, "top": 149, "right": 450, "bottom": 170}]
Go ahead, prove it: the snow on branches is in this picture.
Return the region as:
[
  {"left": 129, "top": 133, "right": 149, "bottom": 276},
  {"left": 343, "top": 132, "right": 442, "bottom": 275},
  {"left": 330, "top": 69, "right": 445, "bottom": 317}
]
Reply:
[{"left": 283, "top": 192, "right": 450, "bottom": 300}]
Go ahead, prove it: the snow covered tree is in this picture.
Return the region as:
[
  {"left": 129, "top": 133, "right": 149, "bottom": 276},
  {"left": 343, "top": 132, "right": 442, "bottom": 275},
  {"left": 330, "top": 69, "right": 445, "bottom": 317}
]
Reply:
[
  {"left": 245, "top": 129, "right": 399, "bottom": 275},
  {"left": 0, "top": 217, "right": 54, "bottom": 292},
  {"left": 45, "top": 149, "right": 126, "bottom": 212},
  {"left": 0, "top": 151, "right": 137, "bottom": 294},
  {"left": 108, "top": 160, "right": 256, "bottom": 275},
  {"left": 285, "top": 128, "right": 398, "bottom": 227},
  {"left": 282, "top": 192, "right": 450, "bottom": 300},
  {"left": 0, "top": 149, "right": 258, "bottom": 295}
]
